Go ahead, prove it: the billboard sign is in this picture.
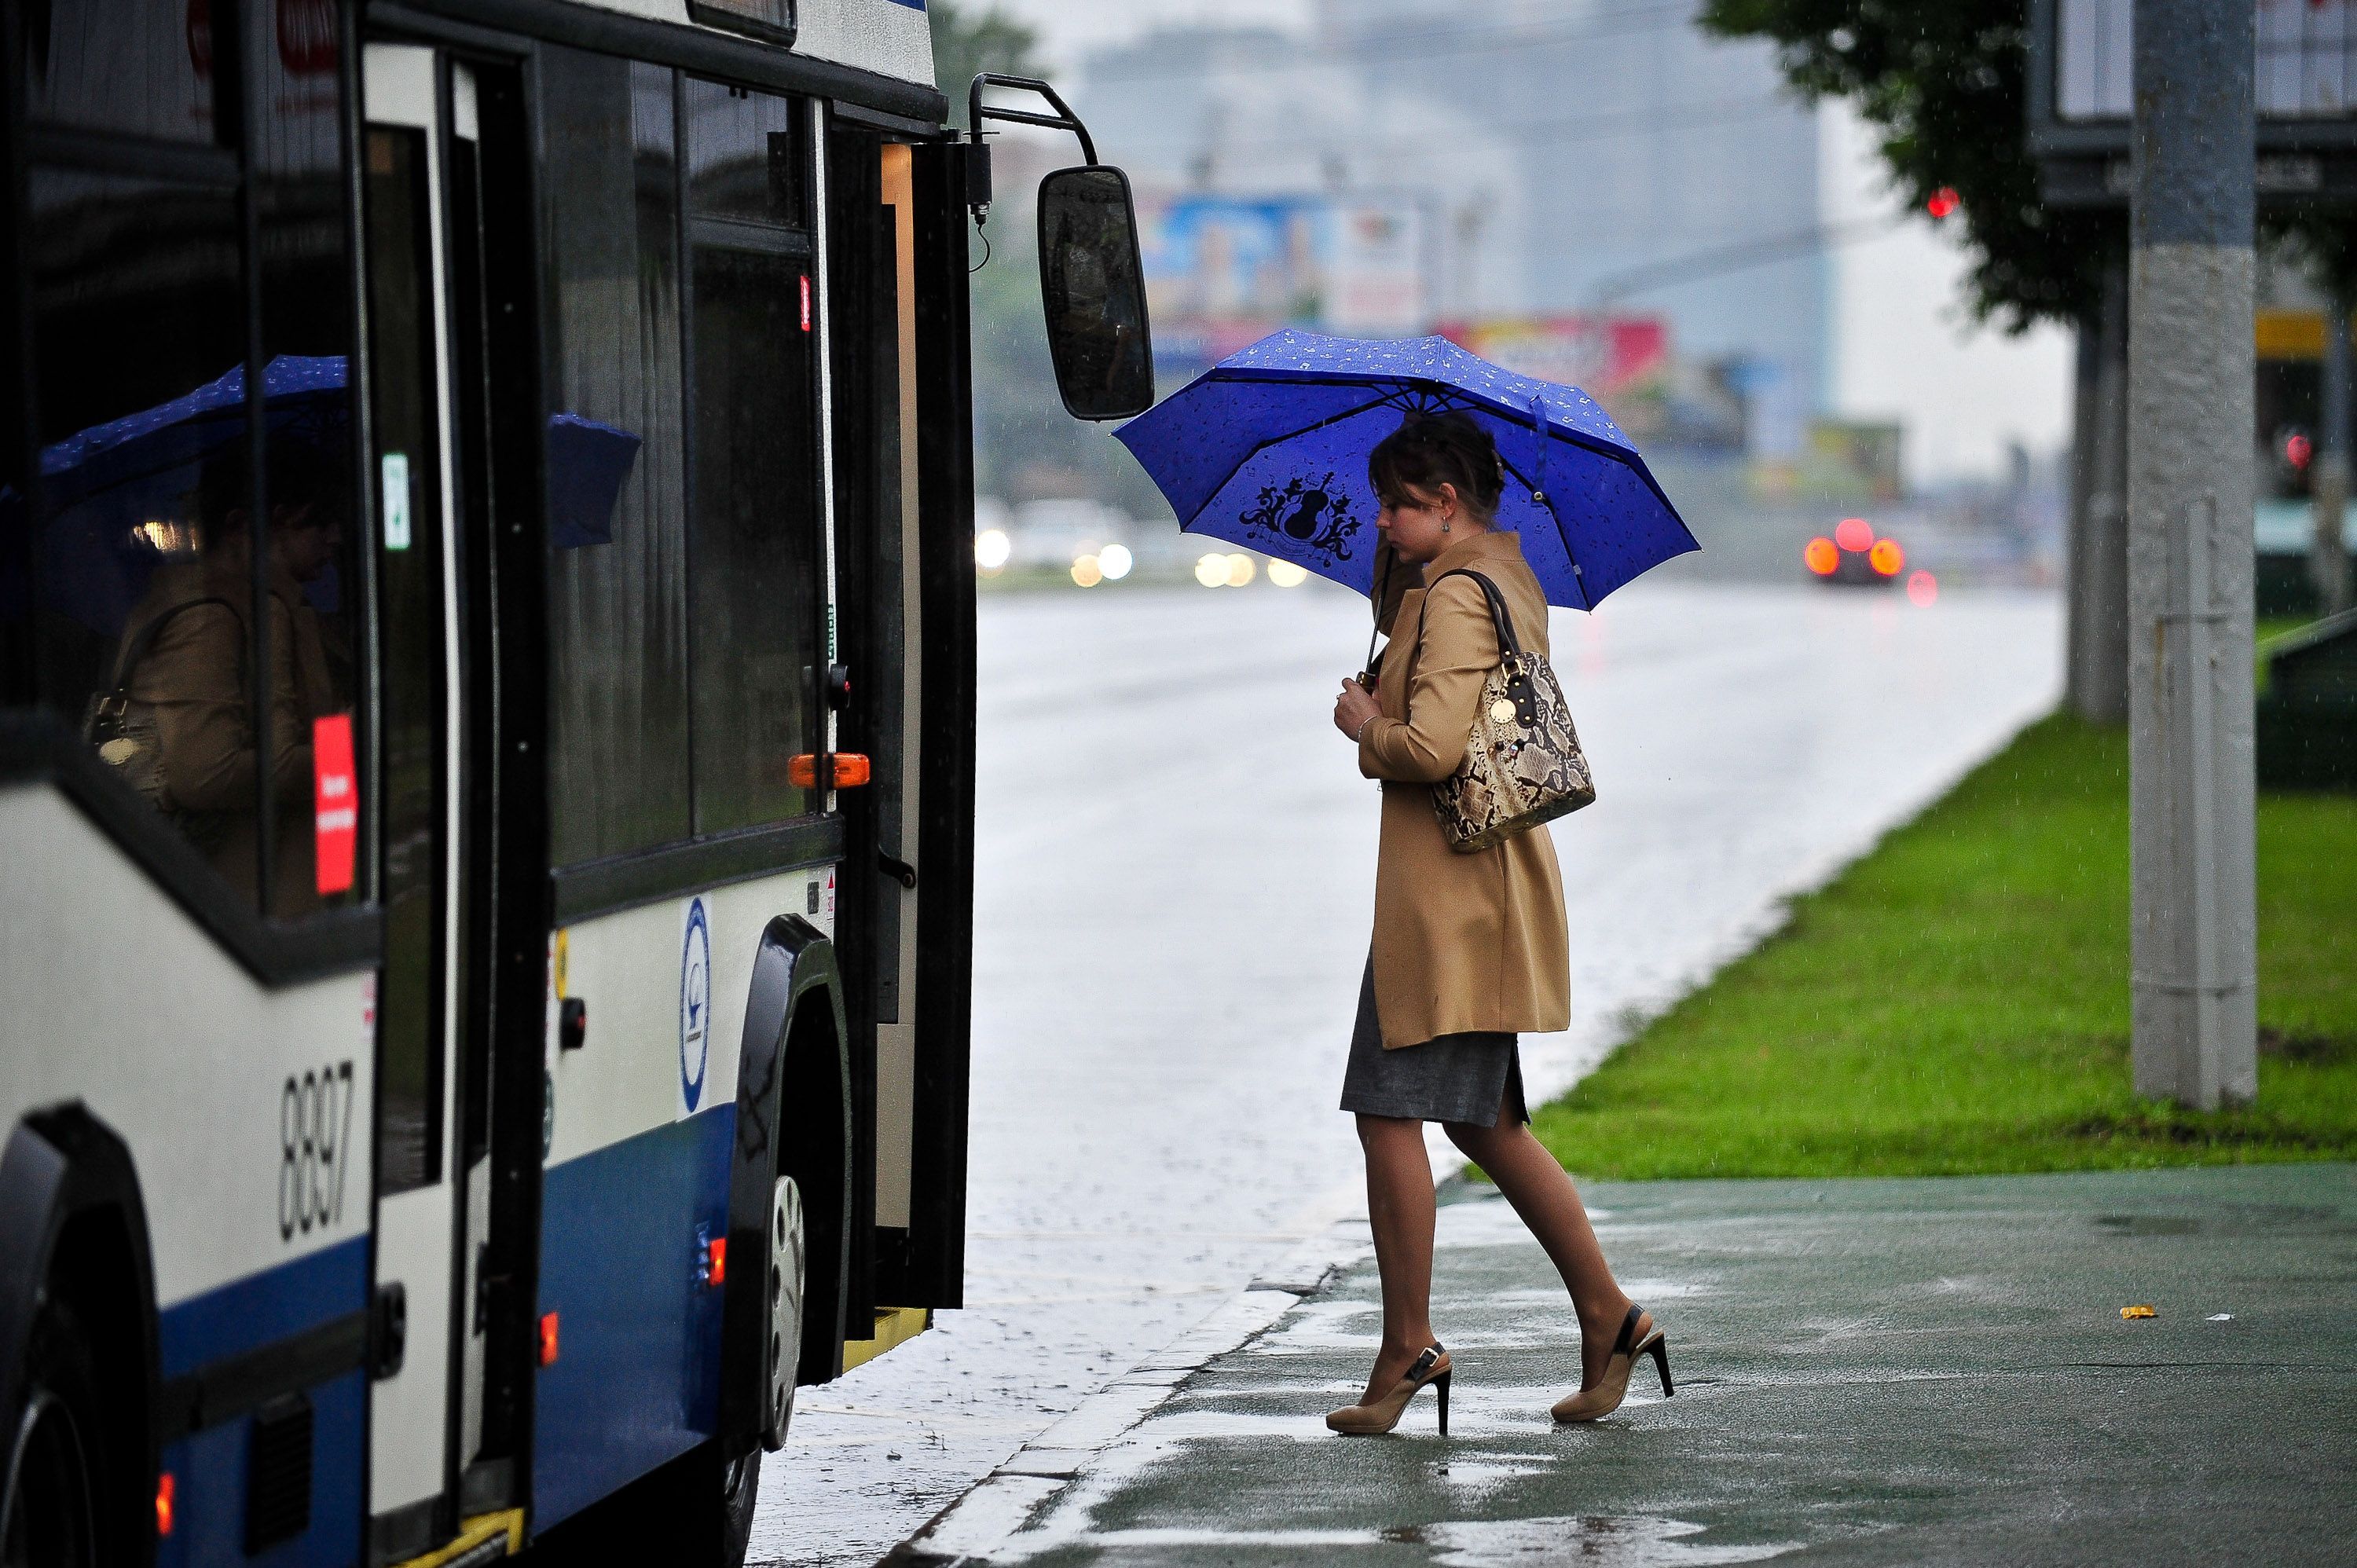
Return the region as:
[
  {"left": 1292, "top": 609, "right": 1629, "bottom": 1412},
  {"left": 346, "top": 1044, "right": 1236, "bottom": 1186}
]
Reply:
[{"left": 1139, "top": 190, "right": 1433, "bottom": 382}]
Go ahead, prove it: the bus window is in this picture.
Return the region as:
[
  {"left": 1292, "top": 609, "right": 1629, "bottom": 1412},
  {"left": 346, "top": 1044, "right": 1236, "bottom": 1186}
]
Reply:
[
  {"left": 258, "top": 0, "right": 363, "bottom": 914},
  {"left": 685, "top": 81, "right": 820, "bottom": 832},
  {"left": 363, "top": 124, "right": 448, "bottom": 1192},
  {"left": 17, "top": 0, "right": 217, "bottom": 145},
  {"left": 541, "top": 50, "right": 691, "bottom": 865},
  {"left": 683, "top": 77, "right": 807, "bottom": 230},
  {"left": 27, "top": 168, "right": 289, "bottom": 910}
]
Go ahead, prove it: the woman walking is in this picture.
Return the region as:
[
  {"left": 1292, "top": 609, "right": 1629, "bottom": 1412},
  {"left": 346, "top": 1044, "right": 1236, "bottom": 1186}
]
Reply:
[{"left": 1325, "top": 412, "right": 1670, "bottom": 1437}]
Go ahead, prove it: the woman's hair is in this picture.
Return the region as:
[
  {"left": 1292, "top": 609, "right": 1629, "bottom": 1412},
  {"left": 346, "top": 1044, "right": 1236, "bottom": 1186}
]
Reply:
[{"left": 1366, "top": 410, "right": 1505, "bottom": 518}]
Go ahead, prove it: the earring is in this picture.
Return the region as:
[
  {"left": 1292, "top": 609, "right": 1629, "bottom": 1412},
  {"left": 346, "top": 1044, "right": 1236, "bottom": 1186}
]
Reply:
[{"left": 1441, "top": 514, "right": 1453, "bottom": 533}]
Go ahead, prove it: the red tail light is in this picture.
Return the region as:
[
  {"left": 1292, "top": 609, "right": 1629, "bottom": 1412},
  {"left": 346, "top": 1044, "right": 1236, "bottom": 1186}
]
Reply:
[
  {"left": 1868, "top": 539, "right": 1905, "bottom": 577},
  {"left": 1834, "top": 517, "right": 1875, "bottom": 552},
  {"left": 1803, "top": 537, "right": 1838, "bottom": 576}
]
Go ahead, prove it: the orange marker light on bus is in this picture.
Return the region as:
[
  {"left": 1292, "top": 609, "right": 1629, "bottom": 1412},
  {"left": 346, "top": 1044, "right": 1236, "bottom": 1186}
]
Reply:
[
  {"left": 1868, "top": 538, "right": 1905, "bottom": 577},
  {"left": 156, "top": 1471, "right": 175, "bottom": 1537},
  {"left": 787, "top": 753, "right": 872, "bottom": 789},
  {"left": 1803, "top": 537, "right": 1839, "bottom": 576},
  {"left": 539, "top": 1312, "right": 560, "bottom": 1366},
  {"left": 707, "top": 1236, "right": 728, "bottom": 1286}
]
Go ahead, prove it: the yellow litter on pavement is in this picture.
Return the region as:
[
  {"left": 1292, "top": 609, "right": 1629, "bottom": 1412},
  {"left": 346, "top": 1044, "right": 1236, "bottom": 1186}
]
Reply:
[{"left": 2121, "top": 1305, "right": 2157, "bottom": 1319}]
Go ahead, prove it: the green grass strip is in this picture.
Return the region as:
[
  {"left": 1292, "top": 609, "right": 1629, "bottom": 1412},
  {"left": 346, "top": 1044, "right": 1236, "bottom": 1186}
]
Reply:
[{"left": 1528, "top": 714, "right": 2357, "bottom": 1180}]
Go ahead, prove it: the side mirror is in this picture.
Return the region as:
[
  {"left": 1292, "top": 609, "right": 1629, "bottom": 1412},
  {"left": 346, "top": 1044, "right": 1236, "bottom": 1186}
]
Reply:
[{"left": 1036, "top": 166, "right": 1156, "bottom": 422}]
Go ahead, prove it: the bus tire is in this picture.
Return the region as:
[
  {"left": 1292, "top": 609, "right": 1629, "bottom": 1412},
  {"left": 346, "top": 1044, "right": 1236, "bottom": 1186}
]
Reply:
[
  {"left": 719, "top": 1448, "right": 759, "bottom": 1568},
  {"left": 2, "top": 1296, "right": 106, "bottom": 1568}
]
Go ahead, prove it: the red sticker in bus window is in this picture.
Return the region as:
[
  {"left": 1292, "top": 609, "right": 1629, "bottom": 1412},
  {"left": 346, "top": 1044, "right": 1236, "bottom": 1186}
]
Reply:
[
  {"left": 800, "top": 274, "right": 812, "bottom": 332},
  {"left": 313, "top": 714, "right": 357, "bottom": 896}
]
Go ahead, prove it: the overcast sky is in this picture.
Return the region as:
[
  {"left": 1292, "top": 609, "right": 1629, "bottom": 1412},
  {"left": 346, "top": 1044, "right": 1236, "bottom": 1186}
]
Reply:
[{"left": 982, "top": 0, "right": 2073, "bottom": 484}]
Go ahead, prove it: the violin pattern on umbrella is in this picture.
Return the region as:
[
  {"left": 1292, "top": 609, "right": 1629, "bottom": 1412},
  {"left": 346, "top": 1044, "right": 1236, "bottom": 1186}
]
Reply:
[{"left": 1238, "top": 471, "right": 1358, "bottom": 564}]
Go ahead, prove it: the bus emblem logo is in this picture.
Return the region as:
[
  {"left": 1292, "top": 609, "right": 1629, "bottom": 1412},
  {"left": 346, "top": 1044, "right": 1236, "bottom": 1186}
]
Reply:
[{"left": 680, "top": 897, "right": 712, "bottom": 1112}]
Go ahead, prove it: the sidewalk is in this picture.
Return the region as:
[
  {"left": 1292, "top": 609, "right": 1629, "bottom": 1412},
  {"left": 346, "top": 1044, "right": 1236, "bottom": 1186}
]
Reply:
[{"left": 899, "top": 1163, "right": 2357, "bottom": 1566}]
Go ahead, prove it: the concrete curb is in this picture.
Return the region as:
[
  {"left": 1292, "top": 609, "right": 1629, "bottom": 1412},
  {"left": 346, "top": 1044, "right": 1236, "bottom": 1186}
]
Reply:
[{"left": 880, "top": 1225, "right": 1373, "bottom": 1566}]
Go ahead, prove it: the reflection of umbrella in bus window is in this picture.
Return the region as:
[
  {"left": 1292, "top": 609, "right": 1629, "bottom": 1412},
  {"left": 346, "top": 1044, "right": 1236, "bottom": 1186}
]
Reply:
[
  {"left": 35, "top": 355, "right": 349, "bottom": 639},
  {"left": 545, "top": 412, "right": 643, "bottom": 549}
]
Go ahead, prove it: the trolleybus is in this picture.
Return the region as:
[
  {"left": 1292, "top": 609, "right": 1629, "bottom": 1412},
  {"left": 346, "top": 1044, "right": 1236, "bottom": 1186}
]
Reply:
[{"left": 0, "top": 0, "right": 1149, "bottom": 1560}]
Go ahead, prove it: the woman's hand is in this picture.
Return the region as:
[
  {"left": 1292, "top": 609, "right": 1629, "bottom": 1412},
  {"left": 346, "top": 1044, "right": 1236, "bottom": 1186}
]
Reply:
[{"left": 1334, "top": 676, "right": 1382, "bottom": 742}]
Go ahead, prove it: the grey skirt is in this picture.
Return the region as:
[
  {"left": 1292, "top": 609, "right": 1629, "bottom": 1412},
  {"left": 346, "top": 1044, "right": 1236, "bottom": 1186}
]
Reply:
[{"left": 1338, "top": 956, "right": 1527, "bottom": 1128}]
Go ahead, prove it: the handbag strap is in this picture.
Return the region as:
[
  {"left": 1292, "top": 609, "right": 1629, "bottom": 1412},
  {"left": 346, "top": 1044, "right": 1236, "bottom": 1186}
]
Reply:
[
  {"left": 101, "top": 595, "right": 241, "bottom": 699},
  {"left": 1409, "top": 569, "right": 1525, "bottom": 679}
]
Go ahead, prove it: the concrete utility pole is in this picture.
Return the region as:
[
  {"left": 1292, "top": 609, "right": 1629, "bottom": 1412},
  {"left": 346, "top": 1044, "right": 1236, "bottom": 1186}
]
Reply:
[
  {"left": 2317, "top": 304, "right": 2354, "bottom": 619},
  {"left": 2128, "top": 0, "right": 2258, "bottom": 1108}
]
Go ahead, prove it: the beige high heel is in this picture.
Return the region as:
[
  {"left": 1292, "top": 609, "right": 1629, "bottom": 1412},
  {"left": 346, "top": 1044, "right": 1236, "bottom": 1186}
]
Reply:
[
  {"left": 1327, "top": 1344, "right": 1453, "bottom": 1437},
  {"left": 1551, "top": 1304, "right": 1673, "bottom": 1423}
]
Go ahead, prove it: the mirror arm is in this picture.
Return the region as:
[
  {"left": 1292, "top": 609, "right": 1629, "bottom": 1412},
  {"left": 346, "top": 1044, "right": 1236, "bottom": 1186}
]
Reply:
[{"left": 966, "top": 73, "right": 1100, "bottom": 167}]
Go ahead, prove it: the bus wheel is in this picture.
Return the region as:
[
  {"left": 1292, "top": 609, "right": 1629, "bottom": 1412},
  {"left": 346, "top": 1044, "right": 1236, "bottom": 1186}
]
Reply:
[
  {"left": 765, "top": 1176, "right": 805, "bottom": 1448},
  {"left": 2, "top": 1299, "right": 105, "bottom": 1568},
  {"left": 718, "top": 1449, "right": 758, "bottom": 1568}
]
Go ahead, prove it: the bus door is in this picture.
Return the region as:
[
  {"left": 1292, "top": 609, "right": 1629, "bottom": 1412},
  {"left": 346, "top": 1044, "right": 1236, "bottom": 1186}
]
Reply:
[
  {"left": 360, "top": 42, "right": 515, "bottom": 1559},
  {"left": 826, "top": 124, "right": 977, "bottom": 1310}
]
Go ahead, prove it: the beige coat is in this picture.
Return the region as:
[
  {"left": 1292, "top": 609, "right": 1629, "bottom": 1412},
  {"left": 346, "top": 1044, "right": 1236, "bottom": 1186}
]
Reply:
[
  {"left": 1356, "top": 528, "right": 1571, "bottom": 1049},
  {"left": 119, "top": 559, "right": 339, "bottom": 914}
]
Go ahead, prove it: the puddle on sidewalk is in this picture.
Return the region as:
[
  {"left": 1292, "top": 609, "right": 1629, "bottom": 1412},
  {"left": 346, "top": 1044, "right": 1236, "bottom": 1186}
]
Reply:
[{"left": 993, "top": 1513, "right": 1799, "bottom": 1565}]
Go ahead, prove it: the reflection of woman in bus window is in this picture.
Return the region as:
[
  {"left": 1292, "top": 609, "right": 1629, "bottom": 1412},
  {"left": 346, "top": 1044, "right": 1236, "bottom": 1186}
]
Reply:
[{"left": 110, "top": 443, "right": 346, "bottom": 911}]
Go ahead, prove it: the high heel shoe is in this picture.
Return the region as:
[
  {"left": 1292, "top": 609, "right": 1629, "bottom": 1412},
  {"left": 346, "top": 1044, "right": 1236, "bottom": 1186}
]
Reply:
[
  {"left": 1327, "top": 1344, "right": 1453, "bottom": 1436},
  {"left": 1550, "top": 1304, "right": 1673, "bottom": 1423}
]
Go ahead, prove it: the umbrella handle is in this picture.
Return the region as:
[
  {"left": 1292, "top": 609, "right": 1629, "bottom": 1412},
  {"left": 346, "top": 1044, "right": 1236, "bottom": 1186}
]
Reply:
[{"left": 1362, "top": 541, "right": 1395, "bottom": 680}]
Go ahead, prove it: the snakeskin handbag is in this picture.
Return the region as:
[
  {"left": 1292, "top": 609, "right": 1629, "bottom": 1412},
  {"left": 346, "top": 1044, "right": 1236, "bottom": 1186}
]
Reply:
[{"left": 1411, "top": 569, "right": 1595, "bottom": 852}]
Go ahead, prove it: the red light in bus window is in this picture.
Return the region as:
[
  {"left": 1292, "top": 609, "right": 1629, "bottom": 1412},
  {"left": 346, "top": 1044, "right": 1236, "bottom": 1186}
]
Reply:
[
  {"left": 1926, "top": 186, "right": 1959, "bottom": 220},
  {"left": 1803, "top": 537, "right": 1839, "bottom": 576},
  {"left": 801, "top": 274, "right": 812, "bottom": 332},
  {"left": 539, "top": 1312, "right": 560, "bottom": 1366},
  {"left": 1868, "top": 538, "right": 1905, "bottom": 576},
  {"left": 156, "top": 1471, "right": 175, "bottom": 1537},
  {"left": 313, "top": 713, "right": 357, "bottom": 895},
  {"left": 707, "top": 1236, "right": 728, "bottom": 1286},
  {"left": 2287, "top": 431, "right": 2314, "bottom": 470},
  {"left": 1834, "top": 517, "right": 1875, "bottom": 553}
]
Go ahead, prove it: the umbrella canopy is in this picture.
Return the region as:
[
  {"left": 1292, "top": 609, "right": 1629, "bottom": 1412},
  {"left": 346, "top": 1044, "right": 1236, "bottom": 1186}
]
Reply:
[
  {"left": 1114, "top": 329, "right": 1699, "bottom": 610},
  {"left": 39, "top": 354, "right": 350, "bottom": 512}
]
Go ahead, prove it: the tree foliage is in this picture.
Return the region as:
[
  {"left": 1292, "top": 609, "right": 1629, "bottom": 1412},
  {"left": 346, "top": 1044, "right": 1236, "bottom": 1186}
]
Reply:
[
  {"left": 1701, "top": 0, "right": 2120, "bottom": 330},
  {"left": 931, "top": 0, "right": 1044, "bottom": 130}
]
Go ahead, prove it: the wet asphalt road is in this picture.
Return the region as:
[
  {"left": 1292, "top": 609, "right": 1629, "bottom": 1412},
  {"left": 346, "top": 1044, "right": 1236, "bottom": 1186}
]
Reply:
[
  {"left": 968, "top": 1163, "right": 2357, "bottom": 1567},
  {"left": 749, "top": 579, "right": 2062, "bottom": 1567}
]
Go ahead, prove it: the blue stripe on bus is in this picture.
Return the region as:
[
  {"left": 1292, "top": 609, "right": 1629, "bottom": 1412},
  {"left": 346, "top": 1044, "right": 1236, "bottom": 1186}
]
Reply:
[
  {"left": 155, "top": 1368, "right": 365, "bottom": 1568},
  {"left": 156, "top": 1235, "right": 371, "bottom": 1379},
  {"left": 533, "top": 1106, "right": 735, "bottom": 1530}
]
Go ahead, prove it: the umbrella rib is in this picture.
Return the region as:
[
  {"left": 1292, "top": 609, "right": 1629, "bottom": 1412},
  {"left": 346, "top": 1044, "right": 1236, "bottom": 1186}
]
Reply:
[
  {"left": 1179, "top": 387, "right": 1404, "bottom": 525},
  {"left": 1497, "top": 449, "right": 1591, "bottom": 611}
]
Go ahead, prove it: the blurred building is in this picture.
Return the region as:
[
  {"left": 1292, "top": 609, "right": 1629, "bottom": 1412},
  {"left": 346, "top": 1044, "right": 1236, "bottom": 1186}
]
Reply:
[{"left": 1072, "top": 0, "right": 1830, "bottom": 452}]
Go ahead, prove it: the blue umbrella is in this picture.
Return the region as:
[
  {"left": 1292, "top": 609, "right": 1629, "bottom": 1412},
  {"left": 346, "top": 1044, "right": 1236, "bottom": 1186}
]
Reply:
[
  {"left": 39, "top": 354, "right": 350, "bottom": 511},
  {"left": 1114, "top": 329, "right": 1699, "bottom": 610}
]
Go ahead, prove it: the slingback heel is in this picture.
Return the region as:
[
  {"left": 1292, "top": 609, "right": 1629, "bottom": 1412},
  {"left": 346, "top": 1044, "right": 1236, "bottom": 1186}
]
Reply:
[
  {"left": 1644, "top": 1335, "right": 1674, "bottom": 1398},
  {"left": 1550, "top": 1303, "right": 1673, "bottom": 1423},
  {"left": 1328, "top": 1344, "right": 1453, "bottom": 1437}
]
